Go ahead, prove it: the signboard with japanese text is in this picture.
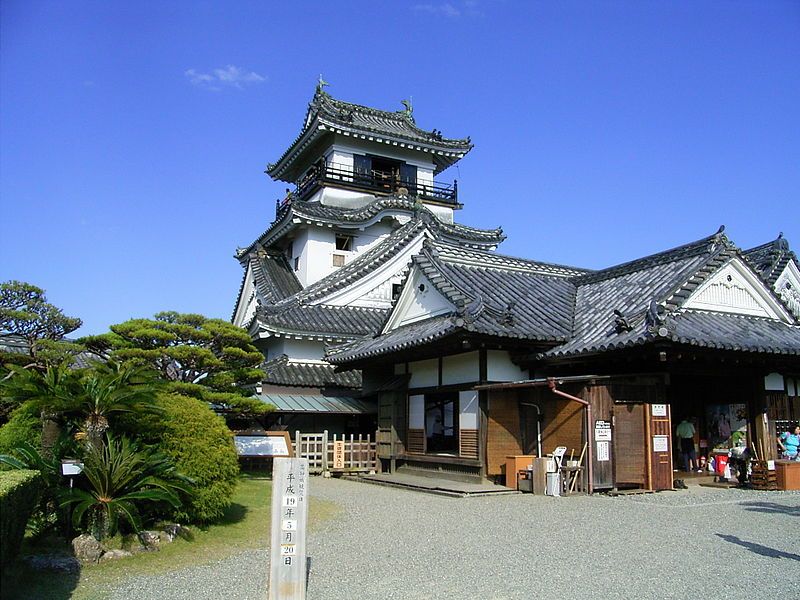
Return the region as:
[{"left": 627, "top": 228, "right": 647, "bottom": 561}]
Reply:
[
  {"left": 651, "top": 404, "right": 668, "bottom": 417},
  {"left": 653, "top": 435, "right": 669, "bottom": 453},
  {"left": 333, "top": 440, "right": 345, "bottom": 469},
  {"left": 269, "top": 457, "right": 308, "bottom": 600},
  {"left": 594, "top": 420, "right": 612, "bottom": 441},
  {"left": 234, "top": 432, "right": 293, "bottom": 457},
  {"left": 596, "top": 441, "right": 610, "bottom": 462}
]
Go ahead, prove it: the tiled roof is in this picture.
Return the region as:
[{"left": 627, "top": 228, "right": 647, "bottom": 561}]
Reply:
[
  {"left": 544, "top": 229, "right": 800, "bottom": 359},
  {"left": 237, "top": 196, "right": 504, "bottom": 258},
  {"left": 328, "top": 316, "right": 461, "bottom": 364},
  {"left": 268, "top": 89, "right": 473, "bottom": 181},
  {"left": 328, "top": 241, "right": 585, "bottom": 364},
  {"left": 261, "top": 354, "right": 361, "bottom": 389},
  {"left": 665, "top": 311, "right": 800, "bottom": 355},
  {"left": 255, "top": 392, "right": 376, "bottom": 414},
  {"left": 331, "top": 228, "right": 800, "bottom": 365},
  {"left": 242, "top": 205, "right": 508, "bottom": 341},
  {"left": 0, "top": 334, "right": 106, "bottom": 368},
  {"left": 744, "top": 233, "right": 797, "bottom": 285},
  {"left": 255, "top": 304, "right": 387, "bottom": 340}
]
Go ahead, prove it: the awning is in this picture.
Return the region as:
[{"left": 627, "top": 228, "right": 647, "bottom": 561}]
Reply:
[{"left": 255, "top": 393, "right": 376, "bottom": 414}]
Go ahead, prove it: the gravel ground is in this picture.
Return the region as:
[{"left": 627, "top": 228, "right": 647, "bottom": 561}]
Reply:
[{"left": 108, "top": 479, "right": 799, "bottom": 600}]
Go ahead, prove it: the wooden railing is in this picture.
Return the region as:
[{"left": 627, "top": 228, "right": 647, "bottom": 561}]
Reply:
[
  {"left": 294, "top": 163, "right": 458, "bottom": 205},
  {"left": 294, "top": 430, "right": 378, "bottom": 475}
]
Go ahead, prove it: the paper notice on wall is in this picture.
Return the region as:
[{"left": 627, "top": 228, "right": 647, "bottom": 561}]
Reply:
[
  {"left": 653, "top": 435, "right": 669, "bottom": 453},
  {"left": 596, "top": 441, "right": 610, "bottom": 462},
  {"left": 651, "top": 404, "right": 667, "bottom": 417},
  {"left": 594, "top": 420, "right": 612, "bottom": 441}
]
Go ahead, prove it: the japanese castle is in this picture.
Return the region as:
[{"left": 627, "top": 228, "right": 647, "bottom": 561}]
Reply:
[
  {"left": 232, "top": 83, "right": 799, "bottom": 487},
  {"left": 231, "top": 82, "right": 504, "bottom": 429}
]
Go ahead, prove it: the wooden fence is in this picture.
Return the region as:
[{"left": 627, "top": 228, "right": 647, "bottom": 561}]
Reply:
[{"left": 294, "top": 430, "right": 378, "bottom": 475}]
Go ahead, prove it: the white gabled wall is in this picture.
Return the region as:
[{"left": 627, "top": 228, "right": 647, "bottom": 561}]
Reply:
[
  {"left": 383, "top": 267, "right": 455, "bottom": 333},
  {"left": 321, "top": 231, "right": 429, "bottom": 310},
  {"left": 774, "top": 259, "right": 800, "bottom": 320},
  {"left": 232, "top": 263, "right": 256, "bottom": 328},
  {"left": 683, "top": 258, "right": 793, "bottom": 322}
]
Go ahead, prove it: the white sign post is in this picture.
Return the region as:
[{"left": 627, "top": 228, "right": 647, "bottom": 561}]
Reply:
[{"left": 269, "top": 457, "right": 309, "bottom": 600}]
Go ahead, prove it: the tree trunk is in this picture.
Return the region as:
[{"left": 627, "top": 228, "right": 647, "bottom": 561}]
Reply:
[{"left": 41, "top": 410, "right": 62, "bottom": 458}]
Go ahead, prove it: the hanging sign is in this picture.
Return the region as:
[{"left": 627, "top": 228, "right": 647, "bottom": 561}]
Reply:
[
  {"left": 596, "top": 441, "right": 610, "bottom": 462},
  {"left": 653, "top": 435, "right": 669, "bottom": 453},
  {"left": 333, "top": 440, "right": 345, "bottom": 469},
  {"left": 269, "top": 457, "right": 309, "bottom": 600},
  {"left": 594, "top": 420, "right": 612, "bottom": 441},
  {"left": 651, "top": 404, "right": 668, "bottom": 417}
]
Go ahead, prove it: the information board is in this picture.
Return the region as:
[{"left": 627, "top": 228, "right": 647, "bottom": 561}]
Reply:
[
  {"left": 653, "top": 435, "right": 669, "bottom": 453},
  {"left": 234, "top": 432, "right": 293, "bottom": 457},
  {"left": 651, "top": 404, "right": 668, "bottom": 417},
  {"left": 596, "top": 441, "right": 610, "bottom": 462},
  {"left": 269, "top": 457, "right": 309, "bottom": 600},
  {"left": 594, "top": 420, "right": 612, "bottom": 441}
]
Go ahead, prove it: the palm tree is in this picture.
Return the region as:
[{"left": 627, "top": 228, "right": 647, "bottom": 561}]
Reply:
[{"left": 62, "top": 436, "right": 194, "bottom": 540}]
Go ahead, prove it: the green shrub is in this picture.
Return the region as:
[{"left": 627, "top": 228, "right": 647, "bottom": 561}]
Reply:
[
  {"left": 118, "top": 393, "right": 238, "bottom": 524},
  {"left": 0, "top": 469, "right": 42, "bottom": 568},
  {"left": 0, "top": 402, "right": 42, "bottom": 457}
]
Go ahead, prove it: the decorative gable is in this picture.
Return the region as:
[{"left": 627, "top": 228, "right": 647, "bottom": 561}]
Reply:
[
  {"left": 383, "top": 267, "right": 455, "bottom": 333},
  {"left": 313, "top": 231, "right": 429, "bottom": 309},
  {"left": 774, "top": 259, "right": 800, "bottom": 319},
  {"left": 683, "top": 258, "right": 792, "bottom": 322},
  {"left": 232, "top": 264, "right": 258, "bottom": 328}
]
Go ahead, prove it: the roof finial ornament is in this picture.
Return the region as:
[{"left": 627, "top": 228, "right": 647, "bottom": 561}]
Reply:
[
  {"left": 316, "top": 74, "right": 329, "bottom": 95},
  {"left": 400, "top": 97, "right": 414, "bottom": 121},
  {"left": 613, "top": 309, "right": 633, "bottom": 333},
  {"left": 776, "top": 231, "right": 789, "bottom": 251}
]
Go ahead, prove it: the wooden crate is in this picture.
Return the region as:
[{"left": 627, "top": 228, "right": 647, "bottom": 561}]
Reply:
[{"left": 750, "top": 461, "right": 778, "bottom": 491}]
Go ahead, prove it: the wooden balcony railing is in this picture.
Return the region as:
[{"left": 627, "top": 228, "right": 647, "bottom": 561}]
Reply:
[{"left": 294, "top": 163, "right": 458, "bottom": 205}]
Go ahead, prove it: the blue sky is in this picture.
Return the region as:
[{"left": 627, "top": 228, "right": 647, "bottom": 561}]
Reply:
[{"left": 2, "top": 1, "right": 798, "bottom": 335}]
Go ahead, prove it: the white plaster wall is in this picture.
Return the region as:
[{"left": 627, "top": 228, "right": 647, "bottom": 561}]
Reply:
[
  {"left": 298, "top": 227, "right": 335, "bottom": 287},
  {"left": 486, "top": 350, "right": 528, "bottom": 382},
  {"left": 442, "top": 351, "right": 479, "bottom": 385},
  {"left": 353, "top": 222, "right": 393, "bottom": 253},
  {"left": 280, "top": 339, "right": 326, "bottom": 361},
  {"left": 409, "top": 358, "right": 438, "bottom": 389}
]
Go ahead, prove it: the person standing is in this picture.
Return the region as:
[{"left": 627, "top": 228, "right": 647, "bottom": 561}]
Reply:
[
  {"left": 778, "top": 423, "right": 800, "bottom": 460},
  {"left": 676, "top": 418, "right": 698, "bottom": 472}
]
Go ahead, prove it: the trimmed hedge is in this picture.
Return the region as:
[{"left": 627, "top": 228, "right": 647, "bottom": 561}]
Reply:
[
  {"left": 0, "top": 402, "right": 42, "bottom": 457},
  {"left": 0, "top": 469, "right": 42, "bottom": 569},
  {"left": 119, "top": 393, "right": 239, "bottom": 524}
]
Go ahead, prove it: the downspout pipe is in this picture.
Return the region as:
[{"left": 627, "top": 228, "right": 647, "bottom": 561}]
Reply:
[{"left": 547, "top": 378, "right": 594, "bottom": 494}]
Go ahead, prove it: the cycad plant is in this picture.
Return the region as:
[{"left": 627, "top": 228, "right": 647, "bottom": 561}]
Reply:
[
  {"left": 70, "top": 362, "right": 163, "bottom": 448},
  {"left": 62, "top": 436, "right": 194, "bottom": 541}
]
